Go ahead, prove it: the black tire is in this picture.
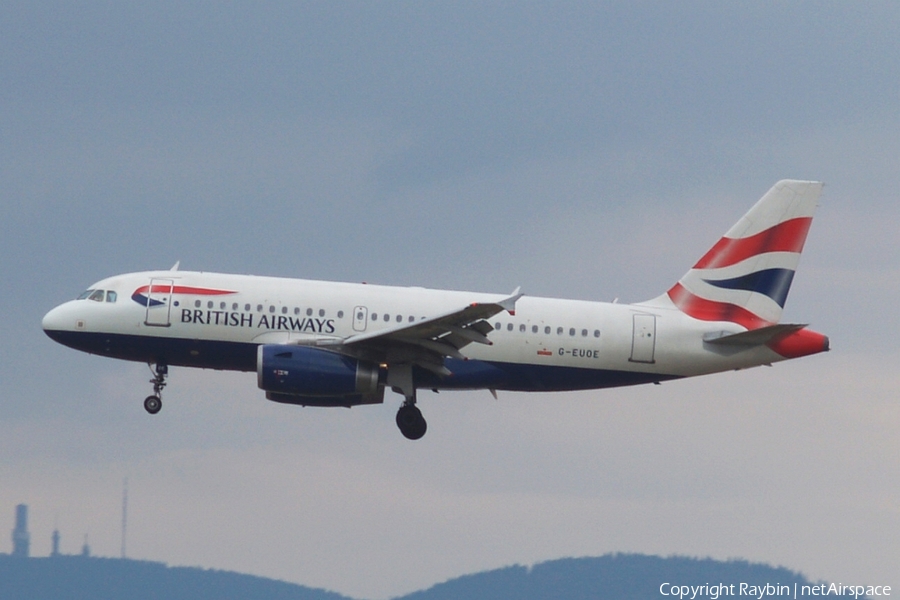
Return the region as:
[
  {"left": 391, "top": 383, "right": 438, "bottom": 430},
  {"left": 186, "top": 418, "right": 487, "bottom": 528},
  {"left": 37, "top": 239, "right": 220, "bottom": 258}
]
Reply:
[
  {"left": 143, "top": 395, "right": 162, "bottom": 415},
  {"left": 408, "top": 415, "right": 427, "bottom": 440},
  {"left": 396, "top": 405, "right": 427, "bottom": 440}
]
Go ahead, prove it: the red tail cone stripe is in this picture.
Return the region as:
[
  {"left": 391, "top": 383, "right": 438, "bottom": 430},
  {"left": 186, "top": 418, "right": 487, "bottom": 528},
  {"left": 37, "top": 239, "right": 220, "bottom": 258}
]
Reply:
[{"left": 767, "top": 328, "right": 830, "bottom": 358}]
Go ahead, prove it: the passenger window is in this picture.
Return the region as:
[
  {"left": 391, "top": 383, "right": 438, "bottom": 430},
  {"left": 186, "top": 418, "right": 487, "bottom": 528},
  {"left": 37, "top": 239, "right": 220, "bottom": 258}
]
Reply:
[
  {"left": 495, "top": 322, "right": 501, "bottom": 330},
  {"left": 294, "top": 307, "right": 300, "bottom": 315},
  {"left": 232, "top": 303, "right": 238, "bottom": 310},
  {"left": 371, "top": 313, "right": 378, "bottom": 321},
  {"left": 257, "top": 304, "right": 263, "bottom": 312},
  {"left": 319, "top": 309, "right": 325, "bottom": 317},
  {"left": 384, "top": 314, "right": 390, "bottom": 322},
  {"left": 594, "top": 330, "right": 600, "bottom": 338},
  {"left": 89, "top": 290, "right": 105, "bottom": 302},
  {"left": 282, "top": 306, "right": 288, "bottom": 314},
  {"left": 106, "top": 291, "right": 117, "bottom": 303},
  {"left": 338, "top": 311, "right": 344, "bottom": 318},
  {"left": 569, "top": 328, "right": 576, "bottom": 336},
  {"left": 269, "top": 305, "right": 275, "bottom": 313},
  {"left": 557, "top": 327, "right": 563, "bottom": 335},
  {"left": 519, "top": 324, "right": 526, "bottom": 332},
  {"left": 544, "top": 326, "right": 550, "bottom": 334},
  {"left": 408, "top": 316, "right": 415, "bottom": 322},
  {"left": 396, "top": 315, "right": 403, "bottom": 322},
  {"left": 245, "top": 304, "right": 251, "bottom": 311},
  {"left": 307, "top": 308, "right": 313, "bottom": 316},
  {"left": 507, "top": 323, "right": 513, "bottom": 331},
  {"left": 532, "top": 325, "right": 538, "bottom": 333}
]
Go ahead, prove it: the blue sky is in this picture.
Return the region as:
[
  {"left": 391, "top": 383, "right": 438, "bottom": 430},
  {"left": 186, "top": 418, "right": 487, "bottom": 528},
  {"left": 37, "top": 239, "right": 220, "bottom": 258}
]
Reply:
[{"left": 1, "top": 3, "right": 898, "bottom": 597}]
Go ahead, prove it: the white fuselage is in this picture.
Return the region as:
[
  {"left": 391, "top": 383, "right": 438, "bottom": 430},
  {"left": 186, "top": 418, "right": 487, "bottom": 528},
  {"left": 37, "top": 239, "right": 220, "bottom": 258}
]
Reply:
[{"left": 43, "top": 269, "right": 786, "bottom": 392}]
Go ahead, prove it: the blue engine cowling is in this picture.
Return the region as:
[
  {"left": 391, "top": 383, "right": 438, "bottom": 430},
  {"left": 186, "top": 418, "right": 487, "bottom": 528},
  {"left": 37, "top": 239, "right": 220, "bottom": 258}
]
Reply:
[{"left": 257, "top": 345, "right": 383, "bottom": 406}]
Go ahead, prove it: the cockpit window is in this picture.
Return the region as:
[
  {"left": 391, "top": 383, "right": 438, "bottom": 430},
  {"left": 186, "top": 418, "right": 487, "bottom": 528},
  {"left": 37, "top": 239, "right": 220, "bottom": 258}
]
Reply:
[{"left": 77, "top": 289, "right": 117, "bottom": 302}]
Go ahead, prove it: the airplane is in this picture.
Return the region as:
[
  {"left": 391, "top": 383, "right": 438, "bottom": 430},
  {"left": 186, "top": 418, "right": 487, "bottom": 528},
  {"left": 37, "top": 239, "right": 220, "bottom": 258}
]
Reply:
[{"left": 43, "top": 180, "right": 829, "bottom": 440}]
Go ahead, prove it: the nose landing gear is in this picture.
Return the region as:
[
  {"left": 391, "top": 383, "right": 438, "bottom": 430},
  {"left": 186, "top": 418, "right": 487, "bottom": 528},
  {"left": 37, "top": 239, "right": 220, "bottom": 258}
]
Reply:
[{"left": 144, "top": 362, "right": 167, "bottom": 415}]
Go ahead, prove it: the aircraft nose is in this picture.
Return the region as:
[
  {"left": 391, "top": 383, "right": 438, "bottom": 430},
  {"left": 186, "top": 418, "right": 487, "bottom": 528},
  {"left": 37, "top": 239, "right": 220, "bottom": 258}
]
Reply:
[
  {"left": 42, "top": 302, "right": 79, "bottom": 336},
  {"left": 43, "top": 305, "right": 61, "bottom": 332}
]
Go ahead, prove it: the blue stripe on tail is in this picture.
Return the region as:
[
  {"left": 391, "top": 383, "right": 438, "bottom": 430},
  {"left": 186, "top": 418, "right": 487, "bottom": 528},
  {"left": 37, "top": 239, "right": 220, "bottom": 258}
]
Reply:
[{"left": 703, "top": 268, "right": 795, "bottom": 308}]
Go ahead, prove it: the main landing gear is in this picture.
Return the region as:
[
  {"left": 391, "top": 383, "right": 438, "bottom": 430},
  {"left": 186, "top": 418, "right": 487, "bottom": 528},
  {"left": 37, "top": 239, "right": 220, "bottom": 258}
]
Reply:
[
  {"left": 389, "top": 363, "right": 427, "bottom": 440},
  {"left": 144, "top": 362, "right": 167, "bottom": 415},
  {"left": 396, "top": 400, "right": 427, "bottom": 440}
]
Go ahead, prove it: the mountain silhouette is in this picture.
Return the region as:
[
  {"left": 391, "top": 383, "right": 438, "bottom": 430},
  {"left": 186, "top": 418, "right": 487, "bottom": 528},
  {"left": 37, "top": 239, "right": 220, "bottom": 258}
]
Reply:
[
  {"left": 0, "top": 552, "right": 818, "bottom": 600},
  {"left": 0, "top": 554, "right": 351, "bottom": 600},
  {"left": 395, "top": 554, "right": 815, "bottom": 600}
]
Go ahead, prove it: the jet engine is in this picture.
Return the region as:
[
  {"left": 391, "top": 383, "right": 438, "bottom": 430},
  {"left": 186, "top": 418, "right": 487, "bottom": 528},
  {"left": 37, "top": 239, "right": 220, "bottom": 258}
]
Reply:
[{"left": 257, "top": 345, "right": 383, "bottom": 407}]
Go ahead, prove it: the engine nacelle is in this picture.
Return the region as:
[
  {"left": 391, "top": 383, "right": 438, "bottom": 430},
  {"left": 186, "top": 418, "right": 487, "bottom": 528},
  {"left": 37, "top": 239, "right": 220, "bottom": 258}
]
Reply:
[{"left": 257, "top": 345, "right": 382, "bottom": 406}]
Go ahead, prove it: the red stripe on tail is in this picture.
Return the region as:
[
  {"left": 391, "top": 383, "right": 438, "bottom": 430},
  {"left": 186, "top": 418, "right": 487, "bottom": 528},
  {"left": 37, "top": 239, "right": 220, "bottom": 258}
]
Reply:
[
  {"left": 667, "top": 283, "right": 772, "bottom": 330},
  {"left": 694, "top": 217, "right": 812, "bottom": 269}
]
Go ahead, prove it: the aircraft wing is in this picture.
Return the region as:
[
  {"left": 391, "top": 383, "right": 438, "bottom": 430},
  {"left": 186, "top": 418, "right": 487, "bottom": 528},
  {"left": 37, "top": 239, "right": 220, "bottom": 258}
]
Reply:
[{"left": 335, "top": 287, "right": 522, "bottom": 376}]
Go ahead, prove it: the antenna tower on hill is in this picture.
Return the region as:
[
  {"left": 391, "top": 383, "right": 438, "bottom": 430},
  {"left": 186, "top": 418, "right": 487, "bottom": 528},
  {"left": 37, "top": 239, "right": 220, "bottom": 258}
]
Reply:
[{"left": 121, "top": 477, "right": 128, "bottom": 559}]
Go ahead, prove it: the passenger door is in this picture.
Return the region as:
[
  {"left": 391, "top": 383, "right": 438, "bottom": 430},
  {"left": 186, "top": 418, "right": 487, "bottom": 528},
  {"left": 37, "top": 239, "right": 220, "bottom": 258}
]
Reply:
[
  {"left": 630, "top": 313, "right": 656, "bottom": 363},
  {"left": 144, "top": 278, "right": 174, "bottom": 327}
]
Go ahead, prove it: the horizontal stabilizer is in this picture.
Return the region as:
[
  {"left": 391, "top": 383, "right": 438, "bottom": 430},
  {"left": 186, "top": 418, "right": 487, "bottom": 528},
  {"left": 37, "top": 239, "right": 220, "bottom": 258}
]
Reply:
[{"left": 703, "top": 323, "right": 807, "bottom": 346}]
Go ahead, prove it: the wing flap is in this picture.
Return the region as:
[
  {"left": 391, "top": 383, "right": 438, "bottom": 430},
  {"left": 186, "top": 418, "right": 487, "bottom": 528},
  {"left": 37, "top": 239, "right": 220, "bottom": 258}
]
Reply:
[{"left": 399, "top": 337, "right": 468, "bottom": 361}]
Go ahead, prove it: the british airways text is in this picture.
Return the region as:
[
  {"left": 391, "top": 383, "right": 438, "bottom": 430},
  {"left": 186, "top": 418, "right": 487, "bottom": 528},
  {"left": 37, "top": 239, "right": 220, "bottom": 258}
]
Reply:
[{"left": 180, "top": 309, "right": 336, "bottom": 333}]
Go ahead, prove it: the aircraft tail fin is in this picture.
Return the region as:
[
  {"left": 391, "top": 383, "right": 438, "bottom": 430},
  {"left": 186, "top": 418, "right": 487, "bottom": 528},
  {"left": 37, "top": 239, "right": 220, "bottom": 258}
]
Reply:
[{"left": 662, "top": 180, "right": 823, "bottom": 329}]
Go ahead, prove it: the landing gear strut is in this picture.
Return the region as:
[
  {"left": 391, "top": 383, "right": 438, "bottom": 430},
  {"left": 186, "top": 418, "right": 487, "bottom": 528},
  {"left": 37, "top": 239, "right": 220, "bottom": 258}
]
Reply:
[
  {"left": 388, "top": 364, "right": 427, "bottom": 440},
  {"left": 144, "top": 362, "right": 167, "bottom": 415}
]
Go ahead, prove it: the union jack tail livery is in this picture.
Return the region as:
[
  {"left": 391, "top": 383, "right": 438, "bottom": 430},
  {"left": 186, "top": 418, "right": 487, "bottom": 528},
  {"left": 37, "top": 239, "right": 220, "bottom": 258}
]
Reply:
[{"left": 665, "top": 179, "right": 822, "bottom": 330}]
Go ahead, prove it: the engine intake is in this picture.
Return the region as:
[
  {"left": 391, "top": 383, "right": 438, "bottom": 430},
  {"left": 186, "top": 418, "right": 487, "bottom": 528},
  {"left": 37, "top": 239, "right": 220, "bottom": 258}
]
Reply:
[{"left": 257, "top": 345, "right": 382, "bottom": 406}]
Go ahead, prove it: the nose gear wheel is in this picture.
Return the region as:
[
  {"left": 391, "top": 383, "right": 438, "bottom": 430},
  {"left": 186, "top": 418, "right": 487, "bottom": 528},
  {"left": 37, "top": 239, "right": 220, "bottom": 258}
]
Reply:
[
  {"left": 144, "top": 395, "right": 162, "bottom": 414},
  {"left": 144, "top": 362, "right": 168, "bottom": 415}
]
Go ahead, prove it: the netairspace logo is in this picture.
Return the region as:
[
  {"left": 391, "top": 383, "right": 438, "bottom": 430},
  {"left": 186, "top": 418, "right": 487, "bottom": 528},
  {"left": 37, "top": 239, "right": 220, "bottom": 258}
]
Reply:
[{"left": 659, "top": 582, "right": 891, "bottom": 600}]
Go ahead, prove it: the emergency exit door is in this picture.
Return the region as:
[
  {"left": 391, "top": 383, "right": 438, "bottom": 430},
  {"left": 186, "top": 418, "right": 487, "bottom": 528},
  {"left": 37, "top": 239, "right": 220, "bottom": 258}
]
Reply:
[{"left": 353, "top": 306, "right": 368, "bottom": 332}]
